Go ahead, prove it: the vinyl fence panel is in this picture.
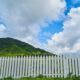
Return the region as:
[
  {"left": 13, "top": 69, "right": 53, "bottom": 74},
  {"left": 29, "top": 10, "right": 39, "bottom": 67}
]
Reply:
[{"left": 0, "top": 56, "right": 80, "bottom": 78}]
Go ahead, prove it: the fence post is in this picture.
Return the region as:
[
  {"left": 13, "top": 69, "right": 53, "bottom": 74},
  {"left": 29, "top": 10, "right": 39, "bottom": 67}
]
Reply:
[
  {"left": 0, "top": 57, "right": 4, "bottom": 77},
  {"left": 54, "top": 56, "right": 57, "bottom": 77},
  {"left": 0, "top": 57, "right": 2, "bottom": 78},
  {"left": 45, "top": 56, "right": 48, "bottom": 77},
  {"left": 75, "top": 57, "right": 78, "bottom": 76},
  {"left": 78, "top": 57, "right": 80, "bottom": 76},
  {"left": 2, "top": 57, "right": 6, "bottom": 77},
  {"left": 22, "top": 56, "right": 25, "bottom": 77},
  {"left": 25, "top": 56, "right": 28, "bottom": 77},
  {"left": 28, "top": 56, "right": 31, "bottom": 77},
  {"left": 52, "top": 56, "right": 54, "bottom": 77},
  {"left": 72, "top": 57, "right": 75, "bottom": 76},
  {"left": 63, "top": 56, "right": 66, "bottom": 77},
  {"left": 57, "top": 56, "right": 60, "bottom": 77}
]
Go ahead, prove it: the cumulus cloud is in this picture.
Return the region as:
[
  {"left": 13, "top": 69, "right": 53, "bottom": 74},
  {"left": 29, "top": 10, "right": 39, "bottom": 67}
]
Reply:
[
  {"left": 0, "top": 0, "right": 66, "bottom": 46},
  {"left": 46, "top": 7, "right": 80, "bottom": 54},
  {"left": 0, "top": 24, "right": 6, "bottom": 32}
]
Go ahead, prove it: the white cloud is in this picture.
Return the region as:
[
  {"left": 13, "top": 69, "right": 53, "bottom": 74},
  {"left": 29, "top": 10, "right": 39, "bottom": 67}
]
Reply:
[
  {"left": 46, "top": 7, "right": 80, "bottom": 55},
  {"left": 0, "top": 24, "right": 6, "bottom": 32},
  {"left": 0, "top": 0, "right": 66, "bottom": 47}
]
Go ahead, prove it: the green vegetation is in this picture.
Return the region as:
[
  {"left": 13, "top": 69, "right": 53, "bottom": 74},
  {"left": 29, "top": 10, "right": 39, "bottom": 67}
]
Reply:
[
  {"left": 0, "top": 38, "right": 54, "bottom": 56},
  {"left": 0, "top": 76, "right": 80, "bottom": 80}
]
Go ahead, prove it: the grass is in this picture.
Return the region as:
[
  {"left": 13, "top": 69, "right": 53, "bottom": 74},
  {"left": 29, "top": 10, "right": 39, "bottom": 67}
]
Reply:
[{"left": 0, "top": 76, "right": 80, "bottom": 80}]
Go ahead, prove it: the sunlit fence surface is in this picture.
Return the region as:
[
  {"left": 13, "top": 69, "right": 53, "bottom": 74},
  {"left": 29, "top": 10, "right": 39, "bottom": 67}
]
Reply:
[{"left": 0, "top": 56, "right": 80, "bottom": 78}]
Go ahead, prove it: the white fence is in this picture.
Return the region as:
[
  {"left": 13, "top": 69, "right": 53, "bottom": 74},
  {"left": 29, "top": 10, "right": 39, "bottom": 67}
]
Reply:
[{"left": 0, "top": 56, "right": 80, "bottom": 78}]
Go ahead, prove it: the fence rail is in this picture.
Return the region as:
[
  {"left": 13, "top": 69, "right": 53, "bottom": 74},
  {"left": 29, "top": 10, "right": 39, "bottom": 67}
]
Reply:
[{"left": 0, "top": 56, "right": 80, "bottom": 78}]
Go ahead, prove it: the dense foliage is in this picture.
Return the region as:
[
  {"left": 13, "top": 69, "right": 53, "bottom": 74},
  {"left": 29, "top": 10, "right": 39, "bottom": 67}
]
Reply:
[{"left": 0, "top": 38, "right": 54, "bottom": 56}]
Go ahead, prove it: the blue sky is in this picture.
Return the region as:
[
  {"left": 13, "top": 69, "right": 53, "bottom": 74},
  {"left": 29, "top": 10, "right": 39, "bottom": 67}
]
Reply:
[
  {"left": 38, "top": 20, "right": 63, "bottom": 43},
  {"left": 38, "top": 0, "right": 80, "bottom": 44}
]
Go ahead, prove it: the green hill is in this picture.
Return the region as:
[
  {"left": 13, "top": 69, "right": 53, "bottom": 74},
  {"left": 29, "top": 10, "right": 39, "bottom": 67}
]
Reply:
[{"left": 0, "top": 38, "right": 54, "bottom": 56}]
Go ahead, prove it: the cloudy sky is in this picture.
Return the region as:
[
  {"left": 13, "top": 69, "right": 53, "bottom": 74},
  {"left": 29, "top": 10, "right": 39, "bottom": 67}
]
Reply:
[{"left": 0, "top": 0, "right": 80, "bottom": 55}]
